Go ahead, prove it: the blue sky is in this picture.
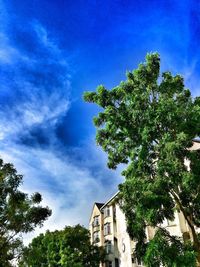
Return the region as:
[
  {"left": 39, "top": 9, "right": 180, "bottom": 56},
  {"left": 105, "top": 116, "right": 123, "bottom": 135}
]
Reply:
[{"left": 0, "top": 0, "right": 200, "bottom": 242}]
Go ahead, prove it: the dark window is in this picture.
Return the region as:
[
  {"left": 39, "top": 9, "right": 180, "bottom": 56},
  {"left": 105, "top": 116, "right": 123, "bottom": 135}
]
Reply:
[
  {"left": 93, "top": 215, "right": 99, "bottom": 226},
  {"left": 113, "top": 206, "right": 116, "bottom": 221},
  {"left": 104, "top": 207, "right": 110, "bottom": 217},
  {"left": 105, "top": 240, "right": 112, "bottom": 254},
  {"left": 132, "top": 257, "right": 142, "bottom": 266},
  {"left": 115, "top": 258, "right": 119, "bottom": 267},
  {"left": 93, "top": 231, "right": 99, "bottom": 243},
  {"left": 104, "top": 222, "right": 111, "bottom": 235},
  {"left": 114, "top": 237, "right": 118, "bottom": 248}
]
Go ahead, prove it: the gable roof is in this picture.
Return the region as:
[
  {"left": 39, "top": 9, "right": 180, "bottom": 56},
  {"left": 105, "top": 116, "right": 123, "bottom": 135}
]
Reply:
[
  {"left": 89, "top": 202, "right": 105, "bottom": 224},
  {"left": 95, "top": 202, "right": 104, "bottom": 209},
  {"left": 100, "top": 191, "right": 119, "bottom": 210}
]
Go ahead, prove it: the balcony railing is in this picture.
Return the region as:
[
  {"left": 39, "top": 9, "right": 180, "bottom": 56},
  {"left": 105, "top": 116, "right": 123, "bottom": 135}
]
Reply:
[{"left": 93, "top": 237, "right": 100, "bottom": 244}]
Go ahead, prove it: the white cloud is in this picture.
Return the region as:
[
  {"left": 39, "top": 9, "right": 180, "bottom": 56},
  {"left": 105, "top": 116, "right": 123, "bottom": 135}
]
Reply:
[
  {"left": 1, "top": 142, "right": 119, "bottom": 245},
  {"left": 0, "top": 18, "right": 71, "bottom": 140},
  {"left": 0, "top": 1, "right": 124, "bottom": 248},
  {"left": 0, "top": 16, "right": 121, "bottom": 246},
  {"left": 0, "top": 33, "right": 21, "bottom": 64},
  {"left": 0, "top": 16, "right": 78, "bottom": 244},
  {"left": 33, "top": 22, "right": 61, "bottom": 56}
]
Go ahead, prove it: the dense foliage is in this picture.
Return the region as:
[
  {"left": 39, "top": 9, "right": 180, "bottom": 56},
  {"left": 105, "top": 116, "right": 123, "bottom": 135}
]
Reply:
[
  {"left": 19, "top": 224, "right": 105, "bottom": 267},
  {"left": 84, "top": 53, "right": 200, "bottom": 266},
  {"left": 0, "top": 158, "right": 51, "bottom": 266}
]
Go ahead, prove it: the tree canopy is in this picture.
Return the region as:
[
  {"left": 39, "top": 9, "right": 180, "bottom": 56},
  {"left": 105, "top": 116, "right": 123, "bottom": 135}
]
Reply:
[
  {"left": 19, "top": 224, "right": 105, "bottom": 267},
  {"left": 84, "top": 53, "right": 200, "bottom": 266},
  {"left": 0, "top": 158, "right": 51, "bottom": 266}
]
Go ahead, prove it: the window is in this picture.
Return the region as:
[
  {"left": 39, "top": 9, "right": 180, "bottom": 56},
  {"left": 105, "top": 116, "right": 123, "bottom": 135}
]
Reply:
[
  {"left": 167, "top": 218, "right": 176, "bottom": 226},
  {"left": 114, "top": 237, "right": 118, "bottom": 249},
  {"left": 113, "top": 206, "right": 116, "bottom": 221},
  {"left": 115, "top": 258, "right": 119, "bottom": 267},
  {"left": 132, "top": 257, "right": 143, "bottom": 266},
  {"left": 137, "top": 258, "right": 142, "bottom": 266},
  {"left": 105, "top": 240, "right": 112, "bottom": 254},
  {"left": 104, "top": 206, "right": 110, "bottom": 217},
  {"left": 93, "top": 231, "right": 99, "bottom": 243},
  {"left": 93, "top": 216, "right": 99, "bottom": 226},
  {"left": 104, "top": 222, "right": 111, "bottom": 235}
]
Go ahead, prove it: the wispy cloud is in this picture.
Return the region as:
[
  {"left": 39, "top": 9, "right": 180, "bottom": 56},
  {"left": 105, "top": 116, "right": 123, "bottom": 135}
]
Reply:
[
  {"left": 0, "top": 18, "right": 70, "bottom": 140},
  {"left": 4, "top": 0, "right": 200, "bottom": 247},
  {"left": 0, "top": 4, "right": 120, "bottom": 245},
  {"left": 1, "top": 140, "right": 121, "bottom": 245}
]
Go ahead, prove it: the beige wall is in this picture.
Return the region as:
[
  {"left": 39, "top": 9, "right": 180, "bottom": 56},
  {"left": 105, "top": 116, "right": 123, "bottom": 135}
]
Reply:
[
  {"left": 89, "top": 204, "right": 103, "bottom": 246},
  {"left": 90, "top": 199, "right": 192, "bottom": 267},
  {"left": 115, "top": 204, "right": 133, "bottom": 267}
]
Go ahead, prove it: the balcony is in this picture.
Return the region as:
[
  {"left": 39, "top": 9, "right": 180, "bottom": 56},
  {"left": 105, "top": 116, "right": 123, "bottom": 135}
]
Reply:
[
  {"left": 92, "top": 222, "right": 100, "bottom": 231},
  {"left": 93, "top": 237, "right": 100, "bottom": 244}
]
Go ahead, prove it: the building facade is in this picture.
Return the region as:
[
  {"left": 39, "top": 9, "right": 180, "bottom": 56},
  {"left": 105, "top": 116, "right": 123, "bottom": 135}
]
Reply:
[
  {"left": 89, "top": 193, "right": 143, "bottom": 267},
  {"left": 89, "top": 141, "right": 200, "bottom": 267},
  {"left": 90, "top": 192, "right": 193, "bottom": 267}
]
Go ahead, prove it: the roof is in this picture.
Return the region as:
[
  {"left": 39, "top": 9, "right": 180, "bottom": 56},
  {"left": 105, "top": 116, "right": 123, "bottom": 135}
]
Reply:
[
  {"left": 89, "top": 202, "right": 105, "bottom": 223},
  {"left": 95, "top": 202, "right": 104, "bottom": 209},
  {"left": 101, "top": 191, "right": 119, "bottom": 210}
]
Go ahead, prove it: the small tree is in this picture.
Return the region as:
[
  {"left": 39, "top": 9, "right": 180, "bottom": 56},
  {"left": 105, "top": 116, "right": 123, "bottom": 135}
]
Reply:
[
  {"left": 84, "top": 53, "right": 200, "bottom": 266},
  {"left": 0, "top": 158, "right": 51, "bottom": 265},
  {"left": 19, "top": 224, "right": 105, "bottom": 267}
]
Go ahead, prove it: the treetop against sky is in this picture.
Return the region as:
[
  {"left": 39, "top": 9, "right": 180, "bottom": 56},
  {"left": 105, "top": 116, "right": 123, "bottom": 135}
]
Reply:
[{"left": 0, "top": 0, "right": 199, "bottom": 243}]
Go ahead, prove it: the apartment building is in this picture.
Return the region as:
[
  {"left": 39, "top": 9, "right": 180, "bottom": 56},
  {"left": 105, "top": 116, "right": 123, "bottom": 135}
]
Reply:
[
  {"left": 89, "top": 192, "right": 193, "bottom": 267},
  {"left": 89, "top": 140, "right": 200, "bottom": 267},
  {"left": 89, "top": 192, "right": 142, "bottom": 267}
]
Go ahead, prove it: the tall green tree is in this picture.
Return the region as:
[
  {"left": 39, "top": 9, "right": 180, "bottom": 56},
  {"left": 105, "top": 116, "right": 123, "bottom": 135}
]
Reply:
[
  {"left": 0, "top": 158, "right": 51, "bottom": 266},
  {"left": 84, "top": 53, "right": 200, "bottom": 266},
  {"left": 19, "top": 224, "right": 105, "bottom": 267}
]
